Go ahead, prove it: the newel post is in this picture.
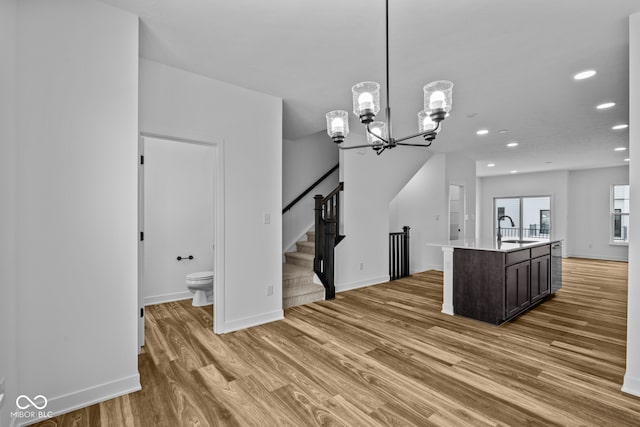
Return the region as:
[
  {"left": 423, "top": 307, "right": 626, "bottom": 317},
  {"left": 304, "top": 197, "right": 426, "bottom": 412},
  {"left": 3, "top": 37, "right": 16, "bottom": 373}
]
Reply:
[
  {"left": 403, "top": 226, "right": 410, "bottom": 277},
  {"left": 314, "top": 195, "right": 324, "bottom": 276}
]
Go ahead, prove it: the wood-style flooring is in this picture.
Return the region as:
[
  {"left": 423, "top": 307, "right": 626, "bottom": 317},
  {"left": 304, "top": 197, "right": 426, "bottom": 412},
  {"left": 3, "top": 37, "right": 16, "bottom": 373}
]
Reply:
[{"left": 36, "top": 258, "right": 640, "bottom": 426}]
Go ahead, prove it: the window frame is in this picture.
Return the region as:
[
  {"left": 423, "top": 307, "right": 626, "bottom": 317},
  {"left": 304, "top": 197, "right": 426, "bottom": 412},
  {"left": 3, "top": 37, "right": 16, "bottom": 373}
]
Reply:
[
  {"left": 610, "top": 184, "right": 630, "bottom": 245},
  {"left": 493, "top": 195, "right": 552, "bottom": 240}
]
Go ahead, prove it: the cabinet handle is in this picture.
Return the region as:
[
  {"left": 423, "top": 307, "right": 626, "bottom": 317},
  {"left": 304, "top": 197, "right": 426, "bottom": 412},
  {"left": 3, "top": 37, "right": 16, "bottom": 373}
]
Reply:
[{"left": 177, "top": 255, "right": 194, "bottom": 261}]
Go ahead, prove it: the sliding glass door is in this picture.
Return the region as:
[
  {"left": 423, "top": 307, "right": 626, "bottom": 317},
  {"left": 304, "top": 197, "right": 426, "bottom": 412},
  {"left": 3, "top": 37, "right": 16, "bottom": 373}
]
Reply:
[{"left": 494, "top": 196, "right": 551, "bottom": 240}]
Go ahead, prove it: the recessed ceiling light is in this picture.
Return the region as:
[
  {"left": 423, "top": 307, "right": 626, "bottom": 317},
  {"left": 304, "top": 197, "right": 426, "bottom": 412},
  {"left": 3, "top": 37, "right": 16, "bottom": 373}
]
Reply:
[
  {"left": 624, "top": 158, "right": 630, "bottom": 162},
  {"left": 612, "top": 124, "right": 629, "bottom": 130},
  {"left": 510, "top": 170, "right": 518, "bottom": 174},
  {"left": 614, "top": 147, "right": 627, "bottom": 151},
  {"left": 506, "top": 142, "right": 519, "bottom": 147},
  {"left": 574, "top": 70, "right": 596, "bottom": 80},
  {"left": 487, "top": 163, "right": 496, "bottom": 167},
  {"left": 498, "top": 129, "right": 508, "bottom": 134},
  {"left": 596, "top": 102, "right": 616, "bottom": 110},
  {"left": 476, "top": 129, "right": 489, "bottom": 135}
]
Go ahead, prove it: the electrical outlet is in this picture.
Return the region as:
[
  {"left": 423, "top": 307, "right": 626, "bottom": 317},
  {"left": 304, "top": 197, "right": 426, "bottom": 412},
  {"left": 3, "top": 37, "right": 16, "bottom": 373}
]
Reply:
[
  {"left": 264, "top": 213, "right": 271, "bottom": 224},
  {"left": 267, "top": 284, "right": 274, "bottom": 296},
  {"left": 359, "top": 262, "right": 364, "bottom": 271}
]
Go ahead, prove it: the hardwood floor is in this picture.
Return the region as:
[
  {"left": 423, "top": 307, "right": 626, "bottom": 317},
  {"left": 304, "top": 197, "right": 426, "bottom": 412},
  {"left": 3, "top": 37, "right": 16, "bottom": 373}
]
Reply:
[{"left": 36, "top": 258, "right": 640, "bottom": 426}]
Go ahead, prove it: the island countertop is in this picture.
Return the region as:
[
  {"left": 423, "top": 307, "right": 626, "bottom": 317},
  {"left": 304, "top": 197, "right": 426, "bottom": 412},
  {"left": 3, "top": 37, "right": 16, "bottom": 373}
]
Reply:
[{"left": 426, "top": 238, "right": 562, "bottom": 253}]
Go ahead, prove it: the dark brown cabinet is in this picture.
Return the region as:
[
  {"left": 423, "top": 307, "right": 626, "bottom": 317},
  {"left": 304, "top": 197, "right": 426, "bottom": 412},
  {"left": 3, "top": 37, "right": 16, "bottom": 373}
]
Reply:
[
  {"left": 531, "top": 254, "right": 550, "bottom": 303},
  {"left": 453, "top": 243, "right": 552, "bottom": 325},
  {"left": 505, "top": 261, "right": 530, "bottom": 318}
]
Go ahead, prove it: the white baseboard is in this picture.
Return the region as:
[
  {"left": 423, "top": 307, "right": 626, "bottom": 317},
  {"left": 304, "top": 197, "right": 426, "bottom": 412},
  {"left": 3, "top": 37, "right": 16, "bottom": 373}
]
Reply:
[
  {"left": 415, "top": 264, "right": 443, "bottom": 273},
  {"left": 144, "top": 290, "right": 193, "bottom": 306},
  {"left": 622, "top": 373, "right": 640, "bottom": 397},
  {"left": 567, "top": 253, "right": 629, "bottom": 262},
  {"left": 441, "top": 304, "right": 454, "bottom": 315},
  {"left": 221, "top": 309, "right": 284, "bottom": 334},
  {"left": 336, "top": 275, "right": 390, "bottom": 293},
  {"left": 16, "top": 374, "right": 140, "bottom": 427}
]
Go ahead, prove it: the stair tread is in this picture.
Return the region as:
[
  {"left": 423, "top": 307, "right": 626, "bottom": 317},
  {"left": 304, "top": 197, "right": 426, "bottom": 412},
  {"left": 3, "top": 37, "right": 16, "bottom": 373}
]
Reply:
[
  {"left": 284, "top": 251, "right": 314, "bottom": 261},
  {"left": 296, "top": 241, "right": 314, "bottom": 248}
]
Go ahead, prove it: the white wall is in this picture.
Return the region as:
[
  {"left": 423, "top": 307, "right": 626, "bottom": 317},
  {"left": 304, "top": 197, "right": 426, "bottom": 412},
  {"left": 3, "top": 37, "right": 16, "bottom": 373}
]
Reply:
[
  {"left": 479, "top": 170, "right": 570, "bottom": 257},
  {"left": 390, "top": 155, "right": 446, "bottom": 272},
  {"left": 139, "top": 59, "right": 283, "bottom": 332},
  {"left": 479, "top": 167, "right": 629, "bottom": 261},
  {"left": 0, "top": 0, "right": 17, "bottom": 425},
  {"left": 446, "top": 153, "right": 478, "bottom": 242},
  {"left": 335, "top": 141, "right": 432, "bottom": 291},
  {"left": 389, "top": 153, "right": 477, "bottom": 272},
  {"left": 568, "top": 166, "right": 629, "bottom": 261},
  {"left": 15, "top": 0, "right": 139, "bottom": 423},
  {"left": 283, "top": 131, "right": 338, "bottom": 252},
  {"left": 623, "top": 11, "right": 640, "bottom": 398}
]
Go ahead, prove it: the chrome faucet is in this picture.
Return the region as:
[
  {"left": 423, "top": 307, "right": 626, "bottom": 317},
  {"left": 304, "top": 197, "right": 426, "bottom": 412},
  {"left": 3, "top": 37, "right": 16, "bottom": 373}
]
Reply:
[{"left": 497, "top": 215, "right": 515, "bottom": 242}]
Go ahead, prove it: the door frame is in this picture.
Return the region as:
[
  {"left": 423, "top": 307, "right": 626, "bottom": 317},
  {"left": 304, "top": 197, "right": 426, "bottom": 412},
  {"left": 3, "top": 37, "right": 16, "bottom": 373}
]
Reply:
[{"left": 138, "top": 132, "right": 226, "bottom": 350}]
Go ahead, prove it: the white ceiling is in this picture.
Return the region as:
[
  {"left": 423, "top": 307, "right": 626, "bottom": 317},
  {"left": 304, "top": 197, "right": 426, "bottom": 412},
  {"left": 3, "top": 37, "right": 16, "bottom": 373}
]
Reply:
[{"left": 100, "top": 0, "right": 640, "bottom": 176}]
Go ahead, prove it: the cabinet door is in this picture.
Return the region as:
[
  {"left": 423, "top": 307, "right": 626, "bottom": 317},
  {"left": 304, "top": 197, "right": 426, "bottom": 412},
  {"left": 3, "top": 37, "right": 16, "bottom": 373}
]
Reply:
[
  {"left": 505, "top": 261, "right": 530, "bottom": 318},
  {"left": 531, "top": 255, "right": 550, "bottom": 302}
]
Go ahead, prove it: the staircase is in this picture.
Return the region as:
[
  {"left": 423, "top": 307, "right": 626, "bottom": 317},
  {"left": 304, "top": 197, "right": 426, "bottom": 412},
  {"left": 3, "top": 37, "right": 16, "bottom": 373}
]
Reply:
[{"left": 283, "top": 230, "right": 326, "bottom": 309}]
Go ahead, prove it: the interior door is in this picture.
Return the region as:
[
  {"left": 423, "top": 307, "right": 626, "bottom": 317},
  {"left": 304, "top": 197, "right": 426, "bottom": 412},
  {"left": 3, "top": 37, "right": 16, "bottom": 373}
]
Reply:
[{"left": 142, "top": 137, "right": 215, "bottom": 308}]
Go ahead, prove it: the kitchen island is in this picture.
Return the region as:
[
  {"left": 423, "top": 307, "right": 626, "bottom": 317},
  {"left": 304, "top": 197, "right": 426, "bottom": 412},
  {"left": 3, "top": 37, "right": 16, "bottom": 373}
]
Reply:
[{"left": 428, "top": 238, "right": 562, "bottom": 325}]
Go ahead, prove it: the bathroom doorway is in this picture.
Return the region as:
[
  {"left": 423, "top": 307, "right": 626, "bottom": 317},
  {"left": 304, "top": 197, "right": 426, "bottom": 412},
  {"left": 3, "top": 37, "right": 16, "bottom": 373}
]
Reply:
[
  {"left": 449, "top": 184, "right": 465, "bottom": 240},
  {"left": 138, "top": 134, "right": 223, "bottom": 349}
]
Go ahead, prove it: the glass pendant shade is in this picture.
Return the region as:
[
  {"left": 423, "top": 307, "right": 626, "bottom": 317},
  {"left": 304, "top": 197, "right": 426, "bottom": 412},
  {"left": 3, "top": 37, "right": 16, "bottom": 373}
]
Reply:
[
  {"left": 418, "top": 111, "right": 440, "bottom": 133},
  {"left": 423, "top": 80, "right": 454, "bottom": 114},
  {"left": 352, "top": 82, "right": 381, "bottom": 122},
  {"left": 326, "top": 110, "right": 349, "bottom": 140},
  {"left": 366, "top": 121, "right": 387, "bottom": 146}
]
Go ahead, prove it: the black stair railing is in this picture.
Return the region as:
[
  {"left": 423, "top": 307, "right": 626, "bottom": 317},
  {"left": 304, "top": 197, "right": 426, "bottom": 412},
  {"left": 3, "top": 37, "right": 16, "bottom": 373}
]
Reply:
[
  {"left": 389, "top": 226, "right": 410, "bottom": 280},
  {"left": 314, "top": 182, "right": 344, "bottom": 299},
  {"left": 283, "top": 163, "right": 339, "bottom": 214}
]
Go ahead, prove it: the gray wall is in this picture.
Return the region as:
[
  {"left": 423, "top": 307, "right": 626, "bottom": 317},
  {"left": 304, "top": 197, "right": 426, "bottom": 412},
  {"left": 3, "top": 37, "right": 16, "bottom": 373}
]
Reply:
[
  {"left": 0, "top": 0, "right": 17, "bottom": 425},
  {"left": 15, "top": 0, "right": 140, "bottom": 422},
  {"left": 479, "top": 167, "right": 629, "bottom": 261},
  {"left": 282, "top": 131, "right": 338, "bottom": 252},
  {"left": 568, "top": 166, "right": 629, "bottom": 261},
  {"left": 389, "top": 153, "right": 477, "bottom": 272},
  {"left": 623, "top": 10, "right": 640, "bottom": 397}
]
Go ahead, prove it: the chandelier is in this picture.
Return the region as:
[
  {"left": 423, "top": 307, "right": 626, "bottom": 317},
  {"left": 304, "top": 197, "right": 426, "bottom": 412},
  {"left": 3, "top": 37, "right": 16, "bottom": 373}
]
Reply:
[{"left": 325, "top": 0, "right": 453, "bottom": 155}]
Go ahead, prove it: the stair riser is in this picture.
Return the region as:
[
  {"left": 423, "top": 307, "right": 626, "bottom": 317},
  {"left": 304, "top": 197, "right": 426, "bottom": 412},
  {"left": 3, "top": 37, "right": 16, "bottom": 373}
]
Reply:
[
  {"left": 285, "top": 256, "right": 313, "bottom": 269},
  {"left": 306, "top": 231, "right": 315, "bottom": 242},
  {"left": 283, "top": 274, "right": 314, "bottom": 289},
  {"left": 296, "top": 243, "right": 315, "bottom": 255},
  {"left": 283, "top": 289, "right": 325, "bottom": 309}
]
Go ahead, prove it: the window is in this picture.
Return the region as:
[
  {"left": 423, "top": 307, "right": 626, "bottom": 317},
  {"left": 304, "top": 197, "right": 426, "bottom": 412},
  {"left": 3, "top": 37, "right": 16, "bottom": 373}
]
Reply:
[
  {"left": 611, "top": 184, "right": 629, "bottom": 244},
  {"left": 494, "top": 196, "right": 551, "bottom": 240}
]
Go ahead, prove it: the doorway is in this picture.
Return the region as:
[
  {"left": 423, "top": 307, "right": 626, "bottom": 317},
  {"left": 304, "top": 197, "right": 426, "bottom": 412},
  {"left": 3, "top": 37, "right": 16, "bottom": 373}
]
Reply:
[
  {"left": 449, "top": 184, "right": 465, "bottom": 240},
  {"left": 138, "top": 133, "right": 224, "bottom": 349}
]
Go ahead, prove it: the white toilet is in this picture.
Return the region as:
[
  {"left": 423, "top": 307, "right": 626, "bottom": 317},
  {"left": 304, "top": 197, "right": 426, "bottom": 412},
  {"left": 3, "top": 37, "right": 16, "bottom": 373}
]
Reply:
[{"left": 186, "top": 271, "right": 214, "bottom": 306}]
